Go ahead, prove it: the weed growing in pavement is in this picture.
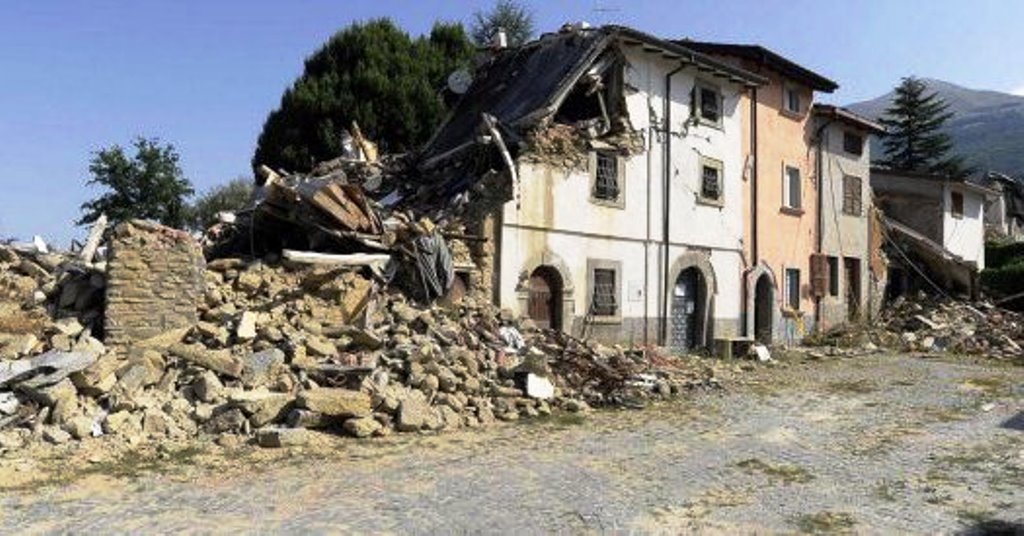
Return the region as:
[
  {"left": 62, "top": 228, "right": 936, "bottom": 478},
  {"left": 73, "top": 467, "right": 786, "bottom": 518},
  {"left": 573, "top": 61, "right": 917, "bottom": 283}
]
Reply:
[
  {"left": 793, "top": 511, "right": 857, "bottom": 534},
  {"left": 735, "top": 458, "right": 814, "bottom": 484}
]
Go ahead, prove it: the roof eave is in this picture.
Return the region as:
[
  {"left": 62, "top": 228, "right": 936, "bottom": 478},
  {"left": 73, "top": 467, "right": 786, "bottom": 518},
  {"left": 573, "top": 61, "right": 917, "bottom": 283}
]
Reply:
[{"left": 610, "top": 27, "right": 768, "bottom": 87}]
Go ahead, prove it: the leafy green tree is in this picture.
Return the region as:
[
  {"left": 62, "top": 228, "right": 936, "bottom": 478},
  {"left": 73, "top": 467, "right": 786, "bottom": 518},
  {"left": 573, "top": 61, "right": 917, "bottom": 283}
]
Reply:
[
  {"left": 877, "top": 76, "right": 969, "bottom": 177},
  {"left": 253, "top": 19, "right": 475, "bottom": 173},
  {"left": 187, "top": 177, "right": 254, "bottom": 231},
  {"left": 471, "top": 0, "right": 535, "bottom": 47},
  {"left": 78, "top": 137, "right": 194, "bottom": 229}
]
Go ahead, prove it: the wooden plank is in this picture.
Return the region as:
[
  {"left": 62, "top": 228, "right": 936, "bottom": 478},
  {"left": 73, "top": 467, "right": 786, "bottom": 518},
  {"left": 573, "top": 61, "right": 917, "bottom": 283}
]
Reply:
[
  {"left": 323, "top": 183, "right": 371, "bottom": 230},
  {"left": 79, "top": 213, "right": 107, "bottom": 264},
  {"left": 282, "top": 249, "right": 390, "bottom": 267}
]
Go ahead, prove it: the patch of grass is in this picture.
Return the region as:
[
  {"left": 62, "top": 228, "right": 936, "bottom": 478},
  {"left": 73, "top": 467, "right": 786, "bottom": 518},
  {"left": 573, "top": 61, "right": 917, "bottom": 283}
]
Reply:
[
  {"left": 736, "top": 458, "right": 814, "bottom": 484},
  {"left": 823, "top": 379, "right": 876, "bottom": 395},
  {"left": 526, "top": 411, "right": 588, "bottom": 430},
  {"left": 959, "top": 376, "right": 1011, "bottom": 396},
  {"left": 793, "top": 511, "right": 857, "bottom": 534},
  {"left": 873, "top": 479, "right": 907, "bottom": 502},
  {"left": 919, "top": 406, "right": 970, "bottom": 423},
  {"left": 956, "top": 507, "right": 995, "bottom": 526}
]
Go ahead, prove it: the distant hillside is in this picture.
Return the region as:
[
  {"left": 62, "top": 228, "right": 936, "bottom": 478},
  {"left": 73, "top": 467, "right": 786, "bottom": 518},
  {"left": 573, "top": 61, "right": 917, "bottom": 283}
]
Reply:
[{"left": 847, "top": 79, "right": 1024, "bottom": 177}]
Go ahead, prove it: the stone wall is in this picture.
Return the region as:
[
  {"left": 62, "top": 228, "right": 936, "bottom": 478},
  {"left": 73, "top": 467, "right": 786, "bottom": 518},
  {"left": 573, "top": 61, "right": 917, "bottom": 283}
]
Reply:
[{"left": 104, "top": 220, "right": 205, "bottom": 346}]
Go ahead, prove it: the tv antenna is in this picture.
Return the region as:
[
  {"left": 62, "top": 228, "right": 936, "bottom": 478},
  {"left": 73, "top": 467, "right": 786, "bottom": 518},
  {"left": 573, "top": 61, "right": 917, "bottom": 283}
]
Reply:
[{"left": 592, "top": 1, "right": 621, "bottom": 24}]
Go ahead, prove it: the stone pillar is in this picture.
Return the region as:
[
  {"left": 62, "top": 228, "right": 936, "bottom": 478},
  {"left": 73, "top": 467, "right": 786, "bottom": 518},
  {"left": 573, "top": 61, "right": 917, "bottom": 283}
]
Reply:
[{"left": 104, "top": 220, "right": 205, "bottom": 347}]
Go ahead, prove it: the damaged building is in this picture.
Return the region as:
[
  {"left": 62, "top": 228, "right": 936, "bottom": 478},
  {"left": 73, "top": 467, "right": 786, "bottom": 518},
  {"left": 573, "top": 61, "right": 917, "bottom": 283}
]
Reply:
[
  {"left": 871, "top": 168, "right": 998, "bottom": 298},
  {"left": 414, "top": 25, "right": 767, "bottom": 351}
]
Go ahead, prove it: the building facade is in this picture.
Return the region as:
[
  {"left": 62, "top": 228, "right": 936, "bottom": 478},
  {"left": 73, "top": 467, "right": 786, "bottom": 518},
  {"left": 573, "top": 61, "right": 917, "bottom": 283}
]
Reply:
[
  {"left": 812, "top": 105, "right": 885, "bottom": 329},
  {"left": 685, "top": 42, "right": 839, "bottom": 344}
]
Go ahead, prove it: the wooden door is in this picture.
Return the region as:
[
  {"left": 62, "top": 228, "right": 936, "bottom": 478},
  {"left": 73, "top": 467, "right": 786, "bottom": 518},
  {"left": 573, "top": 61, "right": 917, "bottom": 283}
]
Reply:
[{"left": 527, "top": 267, "right": 562, "bottom": 330}]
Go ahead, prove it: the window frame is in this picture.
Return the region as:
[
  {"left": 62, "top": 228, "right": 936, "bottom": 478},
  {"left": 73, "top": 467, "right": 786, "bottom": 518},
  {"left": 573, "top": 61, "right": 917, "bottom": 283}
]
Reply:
[
  {"left": 589, "top": 150, "right": 625, "bottom": 208},
  {"left": 785, "top": 268, "right": 801, "bottom": 310},
  {"left": 586, "top": 259, "right": 622, "bottom": 323},
  {"left": 842, "top": 175, "right": 863, "bottom": 216},
  {"left": 782, "top": 164, "right": 803, "bottom": 212},
  {"left": 827, "top": 256, "right": 839, "bottom": 297},
  {"left": 697, "top": 156, "right": 725, "bottom": 207},
  {"left": 783, "top": 84, "right": 802, "bottom": 116},
  {"left": 950, "top": 190, "right": 964, "bottom": 219},
  {"left": 843, "top": 131, "right": 864, "bottom": 156},
  {"left": 693, "top": 81, "right": 723, "bottom": 129}
]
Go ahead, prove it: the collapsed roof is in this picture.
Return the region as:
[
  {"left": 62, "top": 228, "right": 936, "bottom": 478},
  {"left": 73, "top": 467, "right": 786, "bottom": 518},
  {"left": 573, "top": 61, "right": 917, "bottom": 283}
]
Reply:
[{"left": 411, "top": 25, "right": 766, "bottom": 213}]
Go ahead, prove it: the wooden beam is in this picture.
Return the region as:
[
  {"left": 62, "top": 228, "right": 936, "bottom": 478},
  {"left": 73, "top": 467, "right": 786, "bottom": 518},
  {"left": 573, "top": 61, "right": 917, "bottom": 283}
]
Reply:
[{"left": 282, "top": 249, "right": 390, "bottom": 267}]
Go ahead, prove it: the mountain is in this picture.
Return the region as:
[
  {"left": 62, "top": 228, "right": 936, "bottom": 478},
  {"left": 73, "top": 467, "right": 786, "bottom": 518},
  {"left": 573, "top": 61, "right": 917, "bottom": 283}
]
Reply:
[{"left": 847, "top": 79, "right": 1024, "bottom": 177}]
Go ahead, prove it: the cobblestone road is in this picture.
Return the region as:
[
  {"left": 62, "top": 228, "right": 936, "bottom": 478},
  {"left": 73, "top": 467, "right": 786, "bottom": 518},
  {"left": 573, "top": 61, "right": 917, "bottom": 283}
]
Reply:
[{"left": 1, "top": 354, "right": 1022, "bottom": 534}]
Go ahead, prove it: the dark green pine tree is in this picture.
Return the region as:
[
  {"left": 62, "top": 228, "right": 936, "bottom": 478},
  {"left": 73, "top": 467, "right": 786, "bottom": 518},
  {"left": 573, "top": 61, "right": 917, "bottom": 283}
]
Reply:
[
  {"left": 876, "top": 76, "right": 969, "bottom": 177},
  {"left": 252, "top": 19, "right": 475, "bottom": 174}
]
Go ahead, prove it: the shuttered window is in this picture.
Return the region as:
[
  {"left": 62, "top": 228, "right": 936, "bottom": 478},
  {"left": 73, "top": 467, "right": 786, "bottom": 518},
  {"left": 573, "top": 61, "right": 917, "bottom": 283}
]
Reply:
[{"left": 842, "top": 175, "right": 863, "bottom": 216}]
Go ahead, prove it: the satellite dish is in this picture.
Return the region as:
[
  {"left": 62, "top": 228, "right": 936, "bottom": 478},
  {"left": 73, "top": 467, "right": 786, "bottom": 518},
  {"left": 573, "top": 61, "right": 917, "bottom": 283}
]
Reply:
[{"left": 447, "top": 69, "right": 473, "bottom": 95}]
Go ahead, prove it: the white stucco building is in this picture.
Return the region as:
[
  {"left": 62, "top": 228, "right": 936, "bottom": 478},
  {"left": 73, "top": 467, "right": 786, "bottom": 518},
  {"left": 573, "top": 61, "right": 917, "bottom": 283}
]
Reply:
[{"left": 418, "top": 26, "right": 765, "bottom": 351}]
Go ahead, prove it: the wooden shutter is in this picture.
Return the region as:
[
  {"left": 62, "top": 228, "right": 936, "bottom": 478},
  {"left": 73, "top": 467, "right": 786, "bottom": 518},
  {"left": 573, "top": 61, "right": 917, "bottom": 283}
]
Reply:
[{"left": 810, "top": 254, "right": 828, "bottom": 298}]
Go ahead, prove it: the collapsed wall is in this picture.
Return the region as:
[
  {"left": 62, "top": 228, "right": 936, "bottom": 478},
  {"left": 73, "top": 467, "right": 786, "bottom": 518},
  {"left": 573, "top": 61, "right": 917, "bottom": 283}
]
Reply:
[{"left": 104, "top": 220, "right": 205, "bottom": 347}]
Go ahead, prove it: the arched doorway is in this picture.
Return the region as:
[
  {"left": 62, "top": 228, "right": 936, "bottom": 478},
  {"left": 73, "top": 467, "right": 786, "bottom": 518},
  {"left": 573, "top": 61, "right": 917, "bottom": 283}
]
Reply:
[
  {"left": 754, "top": 274, "right": 774, "bottom": 344},
  {"left": 670, "top": 267, "right": 705, "bottom": 352},
  {"left": 527, "top": 266, "right": 563, "bottom": 330}
]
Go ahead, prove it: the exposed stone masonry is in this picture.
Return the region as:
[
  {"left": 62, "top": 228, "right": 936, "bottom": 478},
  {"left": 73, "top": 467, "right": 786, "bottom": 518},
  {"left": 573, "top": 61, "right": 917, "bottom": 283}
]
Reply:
[{"left": 104, "top": 220, "right": 205, "bottom": 347}]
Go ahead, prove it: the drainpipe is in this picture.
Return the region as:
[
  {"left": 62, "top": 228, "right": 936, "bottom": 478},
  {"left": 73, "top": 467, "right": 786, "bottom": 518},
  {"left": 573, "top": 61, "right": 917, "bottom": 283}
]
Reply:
[
  {"left": 812, "top": 116, "right": 833, "bottom": 329},
  {"left": 750, "top": 87, "right": 759, "bottom": 266},
  {"left": 747, "top": 86, "right": 759, "bottom": 339},
  {"left": 660, "top": 64, "right": 686, "bottom": 345}
]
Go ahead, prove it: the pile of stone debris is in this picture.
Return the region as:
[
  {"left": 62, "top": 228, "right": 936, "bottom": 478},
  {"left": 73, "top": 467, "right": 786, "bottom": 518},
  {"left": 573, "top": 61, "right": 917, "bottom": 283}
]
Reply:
[
  {"left": 879, "top": 294, "right": 1023, "bottom": 361},
  {"left": 810, "top": 293, "right": 1023, "bottom": 363},
  {"left": 0, "top": 222, "right": 719, "bottom": 451}
]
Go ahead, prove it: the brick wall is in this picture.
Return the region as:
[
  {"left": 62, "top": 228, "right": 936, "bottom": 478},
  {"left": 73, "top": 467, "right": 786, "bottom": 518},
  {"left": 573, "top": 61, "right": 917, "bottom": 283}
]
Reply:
[{"left": 104, "top": 220, "right": 205, "bottom": 346}]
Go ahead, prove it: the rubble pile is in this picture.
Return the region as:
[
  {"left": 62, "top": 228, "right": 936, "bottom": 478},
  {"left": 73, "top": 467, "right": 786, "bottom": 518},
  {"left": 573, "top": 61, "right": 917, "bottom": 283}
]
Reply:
[
  {"left": 810, "top": 294, "right": 1023, "bottom": 363},
  {"left": 0, "top": 236, "right": 716, "bottom": 450},
  {"left": 0, "top": 242, "right": 105, "bottom": 360},
  {"left": 879, "top": 295, "right": 1024, "bottom": 361}
]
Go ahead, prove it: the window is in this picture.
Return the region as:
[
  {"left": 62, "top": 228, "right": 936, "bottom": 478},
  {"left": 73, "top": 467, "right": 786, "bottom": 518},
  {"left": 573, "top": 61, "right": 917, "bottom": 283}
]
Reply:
[
  {"left": 828, "top": 256, "right": 839, "bottom": 297},
  {"left": 951, "top": 191, "right": 964, "bottom": 219},
  {"left": 592, "top": 151, "right": 620, "bottom": 203},
  {"left": 694, "top": 83, "right": 722, "bottom": 127},
  {"left": 842, "top": 175, "right": 863, "bottom": 216},
  {"left": 591, "top": 268, "right": 617, "bottom": 317},
  {"left": 698, "top": 157, "right": 724, "bottom": 204},
  {"left": 785, "top": 268, "right": 801, "bottom": 309},
  {"left": 843, "top": 132, "right": 864, "bottom": 156},
  {"left": 783, "top": 165, "right": 802, "bottom": 210},
  {"left": 784, "top": 86, "right": 801, "bottom": 115}
]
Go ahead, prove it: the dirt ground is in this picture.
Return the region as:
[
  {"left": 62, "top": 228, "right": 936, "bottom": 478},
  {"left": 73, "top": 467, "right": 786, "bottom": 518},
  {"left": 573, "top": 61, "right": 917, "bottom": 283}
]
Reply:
[{"left": 1, "top": 352, "right": 1022, "bottom": 534}]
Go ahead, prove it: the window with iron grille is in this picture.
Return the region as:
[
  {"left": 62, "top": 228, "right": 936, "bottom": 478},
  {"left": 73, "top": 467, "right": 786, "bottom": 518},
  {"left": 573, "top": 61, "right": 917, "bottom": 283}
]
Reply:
[
  {"left": 785, "top": 268, "right": 801, "bottom": 309},
  {"left": 842, "top": 175, "right": 863, "bottom": 215},
  {"left": 699, "top": 157, "right": 723, "bottom": 203},
  {"left": 591, "top": 268, "right": 617, "bottom": 316},
  {"left": 843, "top": 132, "right": 864, "bottom": 156},
  {"left": 592, "top": 151, "right": 619, "bottom": 202}
]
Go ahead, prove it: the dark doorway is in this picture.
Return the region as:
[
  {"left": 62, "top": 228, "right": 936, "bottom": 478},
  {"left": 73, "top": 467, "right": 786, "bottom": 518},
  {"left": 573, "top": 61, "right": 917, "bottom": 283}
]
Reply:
[
  {"left": 754, "top": 274, "right": 774, "bottom": 344},
  {"left": 670, "top": 268, "right": 704, "bottom": 352},
  {"left": 845, "top": 258, "right": 861, "bottom": 320},
  {"left": 527, "top": 266, "right": 562, "bottom": 330}
]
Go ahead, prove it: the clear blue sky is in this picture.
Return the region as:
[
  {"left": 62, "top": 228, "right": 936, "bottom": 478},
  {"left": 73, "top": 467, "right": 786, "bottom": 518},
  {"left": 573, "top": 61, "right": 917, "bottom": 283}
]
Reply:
[{"left": 2, "top": 0, "right": 1022, "bottom": 246}]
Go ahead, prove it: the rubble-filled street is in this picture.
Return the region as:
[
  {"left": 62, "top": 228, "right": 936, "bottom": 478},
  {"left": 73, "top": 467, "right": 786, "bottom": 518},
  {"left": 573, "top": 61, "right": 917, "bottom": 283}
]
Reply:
[{"left": 1, "top": 353, "right": 1021, "bottom": 534}]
